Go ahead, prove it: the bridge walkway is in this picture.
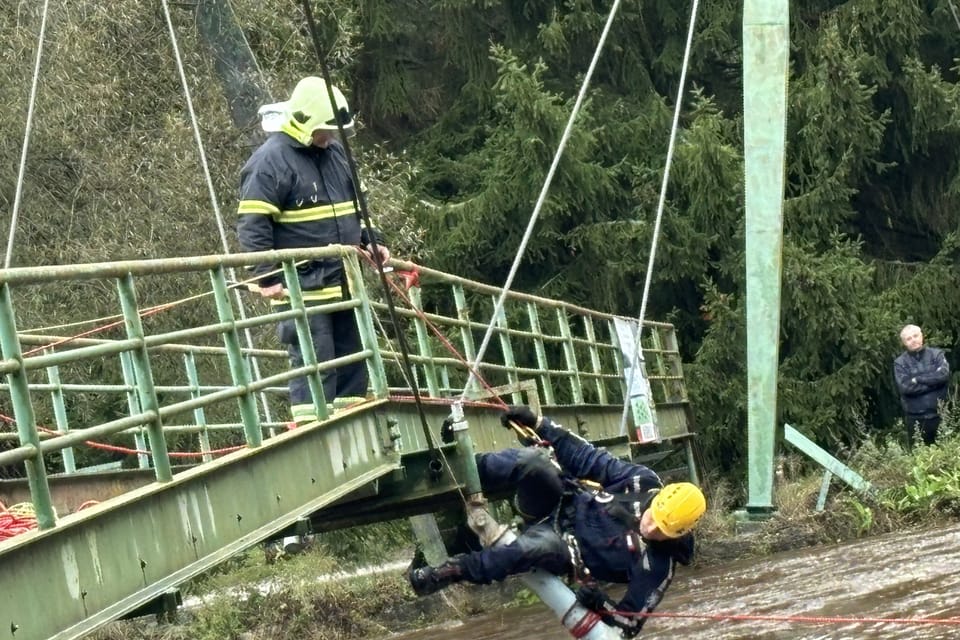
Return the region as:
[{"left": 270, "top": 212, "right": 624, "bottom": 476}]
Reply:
[{"left": 0, "top": 247, "right": 698, "bottom": 640}]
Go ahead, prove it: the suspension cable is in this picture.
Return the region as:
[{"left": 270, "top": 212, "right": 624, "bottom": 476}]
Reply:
[
  {"left": 948, "top": 0, "right": 960, "bottom": 32},
  {"left": 5, "top": 0, "right": 52, "bottom": 269},
  {"left": 160, "top": 0, "right": 276, "bottom": 431},
  {"left": 618, "top": 0, "right": 701, "bottom": 435},
  {"left": 298, "top": 0, "right": 442, "bottom": 459},
  {"left": 457, "top": 0, "right": 627, "bottom": 404}
]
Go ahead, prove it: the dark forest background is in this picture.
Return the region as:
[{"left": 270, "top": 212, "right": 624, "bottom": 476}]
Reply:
[{"left": 1, "top": 0, "right": 958, "bottom": 474}]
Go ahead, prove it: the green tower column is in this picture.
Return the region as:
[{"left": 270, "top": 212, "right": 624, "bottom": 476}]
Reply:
[{"left": 743, "top": 0, "right": 789, "bottom": 515}]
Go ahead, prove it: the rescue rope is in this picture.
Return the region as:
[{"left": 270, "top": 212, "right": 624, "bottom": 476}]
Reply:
[
  {"left": 356, "top": 251, "right": 510, "bottom": 410},
  {"left": 0, "top": 413, "right": 242, "bottom": 459},
  {"left": 20, "top": 265, "right": 290, "bottom": 353},
  {"left": 0, "top": 495, "right": 98, "bottom": 542},
  {"left": 299, "top": 0, "right": 443, "bottom": 466},
  {"left": 160, "top": 0, "right": 277, "bottom": 432},
  {"left": 458, "top": 0, "right": 627, "bottom": 404},
  {"left": 5, "top": 0, "right": 51, "bottom": 269},
  {"left": 0, "top": 502, "right": 38, "bottom": 541},
  {"left": 618, "top": 0, "right": 701, "bottom": 435},
  {"left": 623, "top": 609, "right": 960, "bottom": 628}
]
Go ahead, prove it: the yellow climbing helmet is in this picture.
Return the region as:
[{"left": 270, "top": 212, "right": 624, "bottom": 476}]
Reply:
[
  {"left": 281, "top": 76, "right": 353, "bottom": 145},
  {"left": 650, "top": 482, "right": 706, "bottom": 538}
]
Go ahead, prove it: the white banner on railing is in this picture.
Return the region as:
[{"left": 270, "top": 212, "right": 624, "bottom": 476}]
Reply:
[{"left": 613, "top": 317, "right": 660, "bottom": 444}]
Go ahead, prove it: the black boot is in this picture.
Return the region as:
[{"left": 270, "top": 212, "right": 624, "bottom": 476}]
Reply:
[{"left": 408, "top": 556, "right": 465, "bottom": 596}]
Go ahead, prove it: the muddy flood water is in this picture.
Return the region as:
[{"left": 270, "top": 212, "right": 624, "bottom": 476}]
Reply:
[{"left": 389, "top": 522, "right": 960, "bottom": 639}]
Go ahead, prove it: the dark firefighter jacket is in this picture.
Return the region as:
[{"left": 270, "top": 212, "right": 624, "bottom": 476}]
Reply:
[
  {"left": 236, "top": 132, "right": 377, "bottom": 305},
  {"left": 537, "top": 418, "right": 695, "bottom": 632},
  {"left": 894, "top": 346, "right": 951, "bottom": 417}
]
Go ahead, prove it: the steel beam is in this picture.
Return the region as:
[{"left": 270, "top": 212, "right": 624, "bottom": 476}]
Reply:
[{"left": 0, "top": 403, "right": 399, "bottom": 640}]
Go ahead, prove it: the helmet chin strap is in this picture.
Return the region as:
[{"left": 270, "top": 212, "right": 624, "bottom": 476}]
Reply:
[{"left": 279, "top": 119, "right": 312, "bottom": 147}]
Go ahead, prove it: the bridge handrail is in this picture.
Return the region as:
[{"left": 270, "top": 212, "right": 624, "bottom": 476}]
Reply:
[{"left": 0, "top": 246, "right": 691, "bottom": 529}]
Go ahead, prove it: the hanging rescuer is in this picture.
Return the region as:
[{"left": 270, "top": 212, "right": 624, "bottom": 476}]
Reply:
[
  {"left": 409, "top": 406, "right": 706, "bottom": 637},
  {"left": 236, "top": 76, "right": 390, "bottom": 425}
]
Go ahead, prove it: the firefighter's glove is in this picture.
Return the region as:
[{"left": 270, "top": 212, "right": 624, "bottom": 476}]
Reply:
[
  {"left": 575, "top": 585, "right": 609, "bottom": 612},
  {"left": 500, "top": 405, "right": 540, "bottom": 430},
  {"left": 440, "top": 416, "right": 456, "bottom": 444},
  {"left": 577, "top": 587, "right": 643, "bottom": 638},
  {"left": 500, "top": 406, "right": 542, "bottom": 447}
]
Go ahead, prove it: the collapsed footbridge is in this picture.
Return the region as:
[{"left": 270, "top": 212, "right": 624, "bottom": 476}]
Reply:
[{"left": 0, "top": 247, "right": 700, "bottom": 640}]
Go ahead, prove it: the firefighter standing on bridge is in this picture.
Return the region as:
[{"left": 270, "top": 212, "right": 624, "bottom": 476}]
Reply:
[
  {"left": 236, "top": 77, "right": 389, "bottom": 426},
  {"left": 409, "top": 406, "right": 706, "bottom": 637}
]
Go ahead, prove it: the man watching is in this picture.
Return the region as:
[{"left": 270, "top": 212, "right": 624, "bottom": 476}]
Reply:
[{"left": 893, "top": 324, "right": 950, "bottom": 447}]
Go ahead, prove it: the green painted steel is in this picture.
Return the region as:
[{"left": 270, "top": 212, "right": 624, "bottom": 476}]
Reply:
[
  {"left": 784, "top": 424, "right": 872, "bottom": 494},
  {"left": 343, "top": 255, "right": 388, "bottom": 398},
  {"left": 0, "top": 408, "right": 400, "bottom": 640},
  {"left": 117, "top": 274, "right": 173, "bottom": 482},
  {"left": 452, "top": 284, "right": 479, "bottom": 396},
  {"left": 557, "top": 308, "right": 584, "bottom": 404},
  {"left": 46, "top": 361, "right": 76, "bottom": 473},
  {"left": 408, "top": 287, "right": 441, "bottom": 396},
  {"left": 492, "top": 297, "right": 522, "bottom": 405},
  {"left": 0, "top": 246, "right": 698, "bottom": 639},
  {"left": 0, "top": 283, "right": 55, "bottom": 528},
  {"left": 210, "top": 266, "right": 262, "bottom": 446},
  {"left": 526, "top": 302, "right": 556, "bottom": 405},
  {"left": 743, "top": 0, "right": 789, "bottom": 514},
  {"left": 583, "top": 317, "right": 607, "bottom": 404},
  {"left": 183, "top": 352, "right": 214, "bottom": 462},
  {"left": 119, "top": 351, "right": 151, "bottom": 470},
  {"left": 281, "top": 260, "right": 330, "bottom": 421}
]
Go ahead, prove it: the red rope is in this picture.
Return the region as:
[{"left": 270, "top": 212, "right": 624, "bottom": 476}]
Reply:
[
  {"left": 22, "top": 303, "right": 176, "bottom": 356},
  {"left": 0, "top": 503, "right": 37, "bottom": 540},
  {"left": 0, "top": 413, "right": 243, "bottom": 458},
  {"left": 619, "top": 610, "right": 960, "bottom": 627},
  {"left": 357, "top": 250, "right": 510, "bottom": 409}
]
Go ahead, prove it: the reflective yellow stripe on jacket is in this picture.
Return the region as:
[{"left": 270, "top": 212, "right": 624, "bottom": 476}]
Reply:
[
  {"left": 276, "top": 200, "right": 357, "bottom": 223},
  {"left": 269, "top": 284, "right": 343, "bottom": 306},
  {"left": 238, "top": 199, "right": 281, "bottom": 216}
]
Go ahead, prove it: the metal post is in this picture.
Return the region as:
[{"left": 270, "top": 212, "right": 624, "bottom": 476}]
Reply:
[
  {"left": 556, "top": 309, "right": 584, "bottom": 404},
  {"left": 342, "top": 254, "right": 387, "bottom": 398},
  {"left": 119, "top": 351, "right": 151, "bottom": 469},
  {"left": 452, "top": 284, "right": 479, "bottom": 396},
  {"left": 743, "top": 0, "right": 789, "bottom": 516},
  {"left": 582, "top": 316, "right": 607, "bottom": 404},
  {"left": 280, "top": 260, "right": 329, "bottom": 421},
  {"left": 492, "top": 296, "right": 521, "bottom": 404},
  {"left": 210, "top": 266, "right": 262, "bottom": 447},
  {"left": 116, "top": 274, "right": 173, "bottom": 482},
  {"left": 0, "top": 283, "right": 56, "bottom": 528},
  {"left": 45, "top": 361, "right": 76, "bottom": 474},
  {"left": 526, "top": 302, "right": 555, "bottom": 405},
  {"left": 408, "top": 287, "right": 440, "bottom": 397},
  {"left": 183, "top": 352, "right": 213, "bottom": 462}
]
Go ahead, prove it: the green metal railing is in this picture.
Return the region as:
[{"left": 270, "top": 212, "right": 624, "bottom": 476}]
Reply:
[{"left": 0, "top": 247, "right": 691, "bottom": 528}]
